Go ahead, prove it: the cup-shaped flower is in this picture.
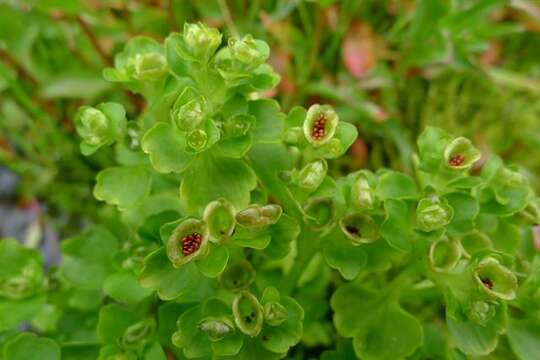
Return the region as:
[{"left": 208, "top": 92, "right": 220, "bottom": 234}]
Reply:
[
  {"left": 416, "top": 197, "right": 453, "bottom": 232},
  {"left": 219, "top": 260, "right": 256, "bottom": 292},
  {"left": 203, "top": 198, "right": 236, "bottom": 243},
  {"left": 166, "top": 218, "right": 209, "bottom": 267},
  {"left": 182, "top": 22, "right": 222, "bottom": 61},
  {"left": 223, "top": 114, "right": 255, "bottom": 138},
  {"left": 74, "top": 103, "right": 126, "bottom": 155},
  {"left": 229, "top": 35, "right": 269, "bottom": 67},
  {"left": 133, "top": 52, "right": 168, "bottom": 81},
  {"left": 263, "top": 301, "right": 288, "bottom": 326},
  {"left": 297, "top": 159, "right": 328, "bottom": 190},
  {"left": 444, "top": 137, "right": 481, "bottom": 170},
  {"left": 473, "top": 257, "right": 518, "bottom": 301},
  {"left": 236, "top": 204, "right": 282, "bottom": 228},
  {"left": 303, "top": 197, "right": 336, "bottom": 230},
  {"left": 303, "top": 104, "right": 339, "bottom": 147},
  {"left": 232, "top": 291, "right": 264, "bottom": 337},
  {"left": 186, "top": 129, "right": 208, "bottom": 151},
  {"left": 350, "top": 173, "right": 375, "bottom": 210},
  {"left": 467, "top": 300, "right": 497, "bottom": 325},
  {"left": 0, "top": 264, "right": 43, "bottom": 300},
  {"left": 428, "top": 236, "right": 461, "bottom": 272},
  {"left": 339, "top": 213, "right": 379, "bottom": 245},
  {"left": 198, "top": 316, "right": 235, "bottom": 341},
  {"left": 171, "top": 88, "right": 207, "bottom": 131},
  {"left": 121, "top": 318, "right": 156, "bottom": 349}
]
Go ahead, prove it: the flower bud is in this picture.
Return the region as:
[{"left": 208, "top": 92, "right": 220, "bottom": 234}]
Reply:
[
  {"left": 467, "top": 300, "right": 497, "bottom": 325},
  {"left": 75, "top": 103, "right": 126, "bottom": 155},
  {"left": 223, "top": 114, "right": 255, "bottom": 138},
  {"left": 303, "top": 197, "right": 336, "bottom": 230},
  {"left": 297, "top": 159, "right": 327, "bottom": 190},
  {"left": 229, "top": 35, "right": 269, "bottom": 67},
  {"left": 198, "top": 316, "right": 235, "bottom": 341},
  {"left": 303, "top": 104, "right": 339, "bottom": 147},
  {"left": 166, "top": 218, "right": 209, "bottom": 267},
  {"left": 171, "top": 89, "right": 207, "bottom": 131},
  {"left": 203, "top": 198, "right": 236, "bottom": 243},
  {"left": 263, "top": 302, "right": 288, "bottom": 326},
  {"left": 350, "top": 173, "right": 375, "bottom": 210},
  {"left": 416, "top": 197, "right": 453, "bottom": 232},
  {"left": 186, "top": 129, "right": 208, "bottom": 151},
  {"left": 122, "top": 318, "right": 156, "bottom": 349},
  {"left": 232, "top": 291, "right": 264, "bottom": 337},
  {"left": 339, "top": 213, "right": 379, "bottom": 245},
  {"left": 473, "top": 257, "right": 518, "bottom": 301},
  {"left": 133, "top": 53, "right": 168, "bottom": 81},
  {"left": 182, "top": 22, "right": 222, "bottom": 61},
  {"left": 219, "top": 260, "right": 256, "bottom": 292},
  {"left": 0, "top": 269, "right": 41, "bottom": 300},
  {"left": 428, "top": 236, "right": 461, "bottom": 272},
  {"left": 236, "top": 204, "right": 282, "bottom": 228},
  {"left": 444, "top": 137, "right": 481, "bottom": 170}
]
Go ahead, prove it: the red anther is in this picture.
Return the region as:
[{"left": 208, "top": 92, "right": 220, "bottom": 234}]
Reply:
[
  {"left": 481, "top": 278, "right": 493, "bottom": 290},
  {"left": 181, "top": 232, "right": 202, "bottom": 255},
  {"left": 311, "top": 114, "right": 327, "bottom": 140},
  {"left": 449, "top": 154, "right": 465, "bottom": 166}
]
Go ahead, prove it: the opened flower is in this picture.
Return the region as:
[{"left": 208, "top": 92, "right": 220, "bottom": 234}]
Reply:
[
  {"left": 303, "top": 104, "right": 339, "bottom": 147},
  {"left": 473, "top": 257, "right": 518, "bottom": 301},
  {"left": 166, "top": 218, "right": 209, "bottom": 267}
]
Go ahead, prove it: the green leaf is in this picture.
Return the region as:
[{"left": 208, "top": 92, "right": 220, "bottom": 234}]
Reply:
[
  {"left": 196, "top": 244, "right": 229, "bottom": 278},
  {"left": 381, "top": 199, "right": 413, "bottom": 252},
  {"left": 61, "top": 226, "right": 118, "bottom": 290},
  {"left": 3, "top": 333, "right": 60, "bottom": 360},
  {"left": 262, "top": 214, "right": 300, "bottom": 259},
  {"left": 94, "top": 166, "right": 152, "bottom": 209},
  {"left": 376, "top": 171, "right": 419, "bottom": 200},
  {"left": 331, "top": 283, "right": 423, "bottom": 360},
  {"left": 139, "top": 247, "right": 214, "bottom": 301},
  {"left": 323, "top": 228, "right": 367, "bottom": 280},
  {"left": 97, "top": 304, "right": 137, "bottom": 344},
  {"left": 180, "top": 151, "right": 257, "bottom": 213},
  {"left": 141, "top": 123, "right": 194, "bottom": 173},
  {"left": 104, "top": 271, "right": 153, "bottom": 304},
  {"left": 507, "top": 319, "right": 540, "bottom": 360},
  {"left": 249, "top": 99, "right": 285, "bottom": 143},
  {"left": 446, "top": 192, "right": 479, "bottom": 235},
  {"left": 0, "top": 296, "right": 46, "bottom": 331}
]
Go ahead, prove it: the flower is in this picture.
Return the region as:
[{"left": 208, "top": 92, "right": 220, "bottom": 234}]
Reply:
[
  {"left": 182, "top": 22, "right": 222, "bottom": 61},
  {"left": 166, "top": 218, "right": 209, "bottom": 267},
  {"left": 198, "top": 316, "right": 235, "bottom": 341},
  {"left": 232, "top": 291, "right": 264, "bottom": 337},
  {"left": 297, "top": 159, "right": 328, "bottom": 190},
  {"left": 428, "top": 236, "right": 461, "bottom": 272},
  {"left": 203, "top": 198, "right": 236, "bottom": 243},
  {"left": 350, "top": 173, "right": 375, "bottom": 209},
  {"left": 444, "top": 137, "right": 481, "bottom": 170},
  {"left": 229, "top": 35, "right": 269, "bottom": 66},
  {"left": 133, "top": 52, "right": 168, "bottom": 81},
  {"left": 473, "top": 257, "right": 518, "bottom": 301},
  {"left": 236, "top": 204, "right": 282, "bottom": 228},
  {"left": 416, "top": 197, "right": 453, "bottom": 232},
  {"left": 339, "top": 213, "right": 379, "bottom": 245},
  {"left": 303, "top": 104, "right": 339, "bottom": 147}
]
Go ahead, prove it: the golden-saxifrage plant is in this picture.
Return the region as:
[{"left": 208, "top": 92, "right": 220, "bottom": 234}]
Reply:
[{"left": 2, "top": 23, "right": 540, "bottom": 360}]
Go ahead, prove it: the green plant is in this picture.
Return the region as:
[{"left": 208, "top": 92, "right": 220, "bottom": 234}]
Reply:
[{"left": 1, "top": 22, "right": 540, "bottom": 360}]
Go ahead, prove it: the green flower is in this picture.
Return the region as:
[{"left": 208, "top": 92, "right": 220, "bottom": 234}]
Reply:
[
  {"left": 229, "top": 34, "right": 269, "bottom": 67},
  {"left": 473, "top": 257, "right": 518, "bottom": 301},
  {"left": 416, "top": 196, "right": 454, "bottom": 232},
  {"left": 219, "top": 261, "right": 256, "bottom": 292},
  {"left": 428, "top": 236, "right": 461, "bottom": 272},
  {"left": 186, "top": 129, "right": 208, "bottom": 151},
  {"left": 203, "top": 198, "right": 236, "bottom": 243},
  {"left": 170, "top": 87, "right": 207, "bottom": 131},
  {"left": 166, "top": 218, "right": 209, "bottom": 267},
  {"left": 263, "top": 301, "right": 288, "bottom": 326},
  {"left": 235, "top": 204, "right": 282, "bottom": 228},
  {"left": 339, "top": 213, "right": 379, "bottom": 245},
  {"left": 444, "top": 137, "right": 481, "bottom": 170},
  {"left": 466, "top": 300, "right": 497, "bottom": 325},
  {"left": 0, "top": 239, "right": 43, "bottom": 301},
  {"left": 121, "top": 318, "right": 156, "bottom": 349},
  {"left": 75, "top": 103, "right": 126, "bottom": 156},
  {"left": 223, "top": 114, "right": 255, "bottom": 138},
  {"left": 198, "top": 316, "right": 235, "bottom": 341},
  {"left": 182, "top": 22, "right": 222, "bottom": 61},
  {"left": 296, "top": 159, "right": 328, "bottom": 190},
  {"left": 133, "top": 52, "right": 168, "bottom": 81},
  {"left": 350, "top": 172, "right": 375, "bottom": 209},
  {"left": 303, "top": 104, "right": 339, "bottom": 147},
  {"left": 232, "top": 291, "right": 264, "bottom": 337}
]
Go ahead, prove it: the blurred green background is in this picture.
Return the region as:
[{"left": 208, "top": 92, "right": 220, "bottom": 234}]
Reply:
[{"left": 1, "top": 0, "right": 539, "bottom": 238}]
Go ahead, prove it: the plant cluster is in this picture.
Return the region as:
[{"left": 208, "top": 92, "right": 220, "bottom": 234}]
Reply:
[{"left": 1, "top": 21, "right": 540, "bottom": 360}]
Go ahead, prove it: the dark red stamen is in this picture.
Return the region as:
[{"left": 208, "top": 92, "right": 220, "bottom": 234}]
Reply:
[
  {"left": 181, "top": 232, "right": 202, "bottom": 255},
  {"left": 449, "top": 154, "right": 465, "bottom": 166},
  {"left": 346, "top": 225, "right": 360, "bottom": 236},
  {"left": 311, "top": 114, "right": 327, "bottom": 140},
  {"left": 481, "top": 278, "right": 493, "bottom": 289}
]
